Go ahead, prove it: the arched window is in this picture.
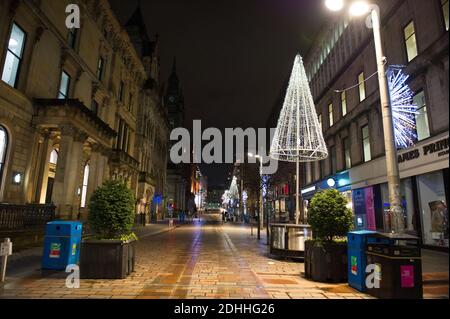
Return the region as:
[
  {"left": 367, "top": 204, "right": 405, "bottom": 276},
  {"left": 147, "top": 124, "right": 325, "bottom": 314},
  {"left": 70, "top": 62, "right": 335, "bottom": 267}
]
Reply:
[
  {"left": 49, "top": 149, "right": 58, "bottom": 165},
  {"left": 80, "top": 163, "right": 90, "bottom": 208},
  {"left": 0, "top": 126, "right": 9, "bottom": 189}
]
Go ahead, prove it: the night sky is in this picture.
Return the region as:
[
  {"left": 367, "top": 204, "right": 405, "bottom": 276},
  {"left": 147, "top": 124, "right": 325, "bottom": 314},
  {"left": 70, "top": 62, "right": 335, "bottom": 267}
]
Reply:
[{"left": 109, "top": 0, "right": 327, "bottom": 187}]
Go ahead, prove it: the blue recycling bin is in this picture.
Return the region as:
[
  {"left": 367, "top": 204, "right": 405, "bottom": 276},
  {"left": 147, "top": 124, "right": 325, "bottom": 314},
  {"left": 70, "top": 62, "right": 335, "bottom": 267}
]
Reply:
[
  {"left": 42, "top": 221, "right": 83, "bottom": 270},
  {"left": 347, "top": 230, "right": 378, "bottom": 292}
]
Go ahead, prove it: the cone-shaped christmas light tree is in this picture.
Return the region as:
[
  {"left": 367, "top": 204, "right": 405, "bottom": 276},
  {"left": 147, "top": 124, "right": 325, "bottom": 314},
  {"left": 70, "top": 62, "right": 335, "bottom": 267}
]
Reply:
[
  {"left": 270, "top": 55, "right": 328, "bottom": 162},
  {"left": 270, "top": 54, "right": 328, "bottom": 224}
]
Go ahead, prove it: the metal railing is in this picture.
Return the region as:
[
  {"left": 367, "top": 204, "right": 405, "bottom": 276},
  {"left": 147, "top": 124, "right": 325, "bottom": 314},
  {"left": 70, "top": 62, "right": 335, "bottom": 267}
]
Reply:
[{"left": 0, "top": 203, "right": 56, "bottom": 230}]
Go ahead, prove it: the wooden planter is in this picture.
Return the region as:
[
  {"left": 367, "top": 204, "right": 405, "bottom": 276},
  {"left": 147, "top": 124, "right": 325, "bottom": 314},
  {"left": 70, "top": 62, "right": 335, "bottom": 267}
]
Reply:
[
  {"left": 305, "top": 241, "right": 348, "bottom": 283},
  {"left": 80, "top": 239, "right": 136, "bottom": 279}
]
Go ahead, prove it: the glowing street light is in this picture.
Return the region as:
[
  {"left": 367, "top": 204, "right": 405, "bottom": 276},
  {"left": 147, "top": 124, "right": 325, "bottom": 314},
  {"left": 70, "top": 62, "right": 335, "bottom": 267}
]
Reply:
[
  {"left": 325, "top": 0, "right": 345, "bottom": 12},
  {"left": 349, "top": 1, "right": 370, "bottom": 16},
  {"left": 325, "top": 0, "right": 405, "bottom": 234}
]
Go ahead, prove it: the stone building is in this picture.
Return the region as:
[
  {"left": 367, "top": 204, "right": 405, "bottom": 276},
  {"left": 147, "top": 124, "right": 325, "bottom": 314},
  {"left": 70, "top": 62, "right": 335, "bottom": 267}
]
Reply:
[
  {"left": 299, "top": 0, "right": 449, "bottom": 249},
  {"left": 0, "top": 0, "right": 168, "bottom": 223},
  {"left": 164, "top": 58, "right": 192, "bottom": 216},
  {"left": 124, "top": 6, "right": 169, "bottom": 222}
]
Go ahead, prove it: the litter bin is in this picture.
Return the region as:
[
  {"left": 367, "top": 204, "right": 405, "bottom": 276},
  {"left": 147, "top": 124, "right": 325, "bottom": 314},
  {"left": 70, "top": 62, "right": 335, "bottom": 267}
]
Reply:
[
  {"left": 365, "top": 233, "right": 423, "bottom": 299},
  {"left": 347, "top": 231, "right": 389, "bottom": 292},
  {"left": 42, "top": 221, "right": 83, "bottom": 270}
]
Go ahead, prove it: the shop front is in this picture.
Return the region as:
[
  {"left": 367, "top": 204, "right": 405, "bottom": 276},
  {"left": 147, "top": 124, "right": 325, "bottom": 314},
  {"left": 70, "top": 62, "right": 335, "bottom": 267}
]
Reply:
[
  {"left": 350, "top": 132, "right": 449, "bottom": 250},
  {"left": 301, "top": 171, "right": 352, "bottom": 223},
  {"left": 268, "top": 183, "right": 293, "bottom": 223}
]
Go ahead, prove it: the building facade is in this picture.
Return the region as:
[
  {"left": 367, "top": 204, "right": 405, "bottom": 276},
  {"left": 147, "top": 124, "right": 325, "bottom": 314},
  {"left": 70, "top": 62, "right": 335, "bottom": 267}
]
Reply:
[
  {"left": 124, "top": 6, "right": 170, "bottom": 223},
  {"left": 164, "top": 58, "right": 196, "bottom": 217},
  {"left": 300, "top": 0, "right": 449, "bottom": 249},
  {"left": 0, "top": 0, "right": 168, "bottom": 223}
]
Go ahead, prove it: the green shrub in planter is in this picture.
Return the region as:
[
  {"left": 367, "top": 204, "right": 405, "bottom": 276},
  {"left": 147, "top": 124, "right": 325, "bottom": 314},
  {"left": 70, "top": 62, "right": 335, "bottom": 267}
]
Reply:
[
  {"left": 305, "top": 189, "right": 354, "bottom": 283},
  {"left": 88, "top": 180, "right": 136, "bottom": 240},
  {"left": 308, "top": 188, "right": 354, "bottom": 242},
  {"left": 81, "top": 180, "right": 138, "bottom": 279}
]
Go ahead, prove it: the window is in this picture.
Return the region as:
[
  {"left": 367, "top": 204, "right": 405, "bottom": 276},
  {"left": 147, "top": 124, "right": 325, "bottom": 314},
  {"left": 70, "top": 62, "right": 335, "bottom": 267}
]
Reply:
[
  {"left": 92, "top": 100, "right": 99, "bottom": 116},
  {"left": 49, "top": 150, "right": 58, "bottom": 165},
  {"left": 413, "top": 91, "right": 431, "bottom": 142},
  {"left": 97, "top": 57, "right": 104, "bottom": 81},
  {"left": 404, "top": 21, "right": 418, "bottom": 62},
  {"left": 328, "top": 104, "right": 334, "bottom": 127},
  {"left": 128, "top": 93, "right": 133, "bottom": 112},
  {"left": 344, "top": 137, "right": 352, "bottom": 170},
  {"left": 341, "top": 91, "right": 347, "bottom": 116},
  {"left": 442, "top": 0, "right": 449, "bottom": 31},
  {"left": 330, "top": 146, "right": 337, "bottom": 174},
  {"left": 358, "top": 72, "right": 366, "bottom": 102},
  {"left": 318, "top": 114, "right": 322, "bottom": 131},
  {"left": 362, "top": 125, "right": 371, "bottom": 162},
  {"left": 57, "top": 71, "right": 70, "bottom": 99},
  {"left": 80, "top": 163, "right": 90, "bottom": 208},
  {"left": 0, "top": 126, "right": 8, "bottom": 188},
  {"left": 119, "top": 81, "right": 124, "bottom": 102},
  {"left": 416, "top": 171, "right": 448, "bottom": 247},
  {"left": 67, "top": 28, "right": 77, "bottom": 49},
  {"left": 2, "top": 23, "right": 26, "bottom": 88}
]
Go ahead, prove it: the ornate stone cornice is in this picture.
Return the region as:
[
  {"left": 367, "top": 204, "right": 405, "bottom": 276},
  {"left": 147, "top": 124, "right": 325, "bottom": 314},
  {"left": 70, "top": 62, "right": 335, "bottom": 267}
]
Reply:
[{"left": 34, "top": 99, "right": 117, "bottom": 141}]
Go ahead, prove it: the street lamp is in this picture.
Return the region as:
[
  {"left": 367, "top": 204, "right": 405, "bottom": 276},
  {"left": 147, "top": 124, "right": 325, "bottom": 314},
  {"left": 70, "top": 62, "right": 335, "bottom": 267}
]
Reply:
[
  {"left": 325, "top": 0, "right": 405, "bottom": 234},
  {"left": 325, "top": 0, "right": 344, "bottom": 12},
  {"left": 248, "top": 153, "right": 264, "bottom": 241}
]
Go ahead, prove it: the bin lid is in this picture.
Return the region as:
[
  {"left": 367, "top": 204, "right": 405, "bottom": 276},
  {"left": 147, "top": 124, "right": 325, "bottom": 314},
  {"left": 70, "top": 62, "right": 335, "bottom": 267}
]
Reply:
[
  {"left": 47, "top": 220, "right": 82, "bottom": 225},
  {"left": 373, "top": 232, "right": 420, "bottom": 241},
  {"left": 348, "top": 230, "right": 378, "bottom": 235}
]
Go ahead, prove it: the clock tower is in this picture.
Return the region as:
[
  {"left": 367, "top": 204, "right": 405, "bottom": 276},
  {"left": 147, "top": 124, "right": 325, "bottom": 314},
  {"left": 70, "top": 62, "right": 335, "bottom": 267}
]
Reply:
[{"left": 165, "top": 57, "right": 185, "bottom": 130}]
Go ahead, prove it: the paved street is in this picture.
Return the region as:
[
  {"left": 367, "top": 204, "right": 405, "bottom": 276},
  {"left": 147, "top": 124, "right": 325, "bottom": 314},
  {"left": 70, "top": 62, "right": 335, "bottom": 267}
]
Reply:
[{"left": 0, "top": 213, "right": 447, "bottom": 299}]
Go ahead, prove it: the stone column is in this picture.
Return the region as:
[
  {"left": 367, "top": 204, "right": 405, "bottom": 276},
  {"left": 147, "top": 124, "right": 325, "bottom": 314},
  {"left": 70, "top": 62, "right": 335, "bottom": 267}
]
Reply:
[
  {"left": 35, "top": 130, "right": 53, "bottom": 204},
  {"left": 94, "top": 148, "right": 107, "bottom": 188},
  {"left": 86, "top": 144, "right": 101, "bottom": 210},
  {"left": 52, "top": 126, "right": 87, "bottom": 219}
]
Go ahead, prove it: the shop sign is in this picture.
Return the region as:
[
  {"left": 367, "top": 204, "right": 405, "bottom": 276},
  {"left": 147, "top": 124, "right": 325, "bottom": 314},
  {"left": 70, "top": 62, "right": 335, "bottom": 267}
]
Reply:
[{"left": 398, "top": 136, "right": 449, "bottom": 164}]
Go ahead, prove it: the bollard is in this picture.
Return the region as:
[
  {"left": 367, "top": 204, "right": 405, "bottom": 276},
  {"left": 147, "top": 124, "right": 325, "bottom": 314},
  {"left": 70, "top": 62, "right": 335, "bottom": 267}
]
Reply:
[{"left": 1, "top": 238, "right": 13, "bottom": 283}]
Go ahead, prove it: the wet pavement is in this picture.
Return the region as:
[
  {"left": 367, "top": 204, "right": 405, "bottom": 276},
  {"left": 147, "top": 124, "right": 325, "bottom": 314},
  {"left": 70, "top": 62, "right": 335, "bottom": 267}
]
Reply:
[{"left": 0, "top": 213, "right": 447, "bottom": 299}]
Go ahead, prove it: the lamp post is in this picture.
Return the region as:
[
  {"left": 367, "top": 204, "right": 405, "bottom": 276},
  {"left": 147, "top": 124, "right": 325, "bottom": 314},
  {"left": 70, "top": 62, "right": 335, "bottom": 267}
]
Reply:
[
  {"left": 325, "top": 0, "right": 404, "bottom": 234},
  {"left": 248, "top": 153, "right": 263, "bottom": 241}
]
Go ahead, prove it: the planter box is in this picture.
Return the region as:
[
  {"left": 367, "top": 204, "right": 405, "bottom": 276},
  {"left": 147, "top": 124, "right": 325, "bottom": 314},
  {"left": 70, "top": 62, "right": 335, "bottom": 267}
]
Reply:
[
  {"left": 305, "top": 241, "right": 348, "bottom": 283},
  {"left": 80, "top": 239, "right": 136, "bottom": 279}
]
